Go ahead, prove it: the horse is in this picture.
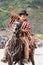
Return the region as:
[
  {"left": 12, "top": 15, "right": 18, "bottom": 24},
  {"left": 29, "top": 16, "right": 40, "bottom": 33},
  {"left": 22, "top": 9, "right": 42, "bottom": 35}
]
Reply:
[{"left": 6, "top": 21, "right": 36, "bottom": 65}]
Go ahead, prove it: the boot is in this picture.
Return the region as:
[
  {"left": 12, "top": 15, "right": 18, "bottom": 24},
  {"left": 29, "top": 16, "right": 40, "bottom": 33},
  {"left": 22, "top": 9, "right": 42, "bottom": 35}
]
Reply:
[{"left": 23, "top": 58, "right": 29, "bottom": 64}]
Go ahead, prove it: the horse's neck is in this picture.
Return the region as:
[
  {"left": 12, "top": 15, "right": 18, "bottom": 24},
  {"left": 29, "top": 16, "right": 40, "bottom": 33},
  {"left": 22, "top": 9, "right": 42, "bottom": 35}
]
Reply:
[{"left": 10, "top": 34, "right": 17, "bottom": 46}]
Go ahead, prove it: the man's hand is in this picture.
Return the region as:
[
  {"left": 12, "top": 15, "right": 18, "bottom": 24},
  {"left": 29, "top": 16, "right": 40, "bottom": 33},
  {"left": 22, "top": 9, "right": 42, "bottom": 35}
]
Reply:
[
  {"left": 8, "top": 6, "right": 16, "bottom": 16},
  {"left": 8, "top": 6, "right": 14, "bottom": 11},
  {"left": 21, "top": 29, "right": 28, "bottom": 33}
]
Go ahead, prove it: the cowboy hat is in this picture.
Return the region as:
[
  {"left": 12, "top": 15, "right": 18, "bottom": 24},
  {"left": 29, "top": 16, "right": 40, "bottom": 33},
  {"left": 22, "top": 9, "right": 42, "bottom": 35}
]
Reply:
[{"left": 19, "top": 10, "right": 28, "bottom": 16}]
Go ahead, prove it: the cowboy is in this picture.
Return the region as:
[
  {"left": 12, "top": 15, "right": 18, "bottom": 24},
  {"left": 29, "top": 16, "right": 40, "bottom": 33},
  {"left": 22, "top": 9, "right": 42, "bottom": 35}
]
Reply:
[
  {"left": 18, "top": 10, "right": 31, "bottom": 63},
  {"left": 9, "top": 8, "right": 31, "bottom": 63},
  {"left": 1, "top": 6, "right": 31, "bottom": 64}
]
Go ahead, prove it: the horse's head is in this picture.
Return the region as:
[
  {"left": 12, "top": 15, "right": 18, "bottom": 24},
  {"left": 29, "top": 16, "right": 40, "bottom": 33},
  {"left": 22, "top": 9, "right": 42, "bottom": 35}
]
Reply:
[{"left": 12, "top": 21, "right": 21, "bottom": 34}]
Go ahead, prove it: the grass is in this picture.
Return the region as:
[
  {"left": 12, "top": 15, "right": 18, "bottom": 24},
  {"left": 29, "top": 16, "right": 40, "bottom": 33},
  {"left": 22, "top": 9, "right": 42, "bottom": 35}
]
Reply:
[{"left": 35, "top": 34, "right": 43, "bottom": 39}]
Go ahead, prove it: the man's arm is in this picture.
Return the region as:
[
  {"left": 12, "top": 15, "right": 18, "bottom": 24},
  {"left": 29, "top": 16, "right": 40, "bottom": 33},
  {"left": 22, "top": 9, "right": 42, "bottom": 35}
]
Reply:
[
  {"left": 9, "top": 6, "right": 20, "bottom": 28},
  {"left": 9, "top": 6, "right": 20, "bottom": 20}
]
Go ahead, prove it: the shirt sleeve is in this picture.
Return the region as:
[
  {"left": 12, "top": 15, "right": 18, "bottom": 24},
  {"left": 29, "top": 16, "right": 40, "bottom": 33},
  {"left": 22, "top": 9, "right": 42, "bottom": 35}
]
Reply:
[
  {"left": 26, "top": 22, "right": 31, "bottom": 33},
  {"left": 9, "top": 15, "right": 20, "bottom": 27}
]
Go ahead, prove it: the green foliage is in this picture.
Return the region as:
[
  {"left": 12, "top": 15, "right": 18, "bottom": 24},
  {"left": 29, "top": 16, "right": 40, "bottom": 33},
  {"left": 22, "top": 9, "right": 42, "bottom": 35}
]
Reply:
[
  {"left": 35, "top": 34, "right": 43, "bottom": 39},
  {"left": 0, "top": 0, "right": 43, "bottom": 34},
  {"left": 33, "top": 0, "right": 43, "bottom": 6}
]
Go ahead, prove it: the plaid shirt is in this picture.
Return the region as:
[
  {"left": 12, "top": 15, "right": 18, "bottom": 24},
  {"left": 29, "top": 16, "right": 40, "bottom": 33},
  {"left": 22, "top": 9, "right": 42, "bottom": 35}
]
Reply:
[
  {"left": 21, "top": 20, "right": 31, "bottom": 40},
  {"left": 9, "top": 15, "right": 31, "bottom": 40}
]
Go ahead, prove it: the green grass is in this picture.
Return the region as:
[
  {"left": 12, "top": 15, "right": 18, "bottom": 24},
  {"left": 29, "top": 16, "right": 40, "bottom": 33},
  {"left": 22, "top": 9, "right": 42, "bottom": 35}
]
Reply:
[{"left": 35, "top": 34, "right": 43, "bottom": 39}]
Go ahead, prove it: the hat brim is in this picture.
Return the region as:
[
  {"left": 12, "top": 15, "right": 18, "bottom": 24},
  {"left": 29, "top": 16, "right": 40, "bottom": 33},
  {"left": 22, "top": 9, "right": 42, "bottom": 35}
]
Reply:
[{"left": 19, "top": 13, "right": 28, "bottom": 16}]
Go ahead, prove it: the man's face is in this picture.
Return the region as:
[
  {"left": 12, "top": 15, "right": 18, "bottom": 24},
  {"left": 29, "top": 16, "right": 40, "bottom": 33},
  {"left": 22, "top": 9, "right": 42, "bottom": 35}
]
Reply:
[{"left": 20, "top": 14, "right": 27, "bottom": 21}]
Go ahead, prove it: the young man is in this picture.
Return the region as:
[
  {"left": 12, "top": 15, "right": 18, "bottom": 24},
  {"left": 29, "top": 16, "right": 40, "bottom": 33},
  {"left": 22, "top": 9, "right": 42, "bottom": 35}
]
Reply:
[
  {"left": 1, "top": 6, "right": 31, "bottom": 64},
  {"left": 9, "top": 7, "right": 31, "bottom": 63},
  {"left": 18, "top": 10, "right": 31, "bottom": 63}
]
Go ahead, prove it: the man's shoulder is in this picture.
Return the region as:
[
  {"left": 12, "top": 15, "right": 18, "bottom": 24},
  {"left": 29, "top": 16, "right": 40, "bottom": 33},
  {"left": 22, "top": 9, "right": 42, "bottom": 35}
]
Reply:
[{"left": 26, "top": 20, "right": 30, "bottom": 25}]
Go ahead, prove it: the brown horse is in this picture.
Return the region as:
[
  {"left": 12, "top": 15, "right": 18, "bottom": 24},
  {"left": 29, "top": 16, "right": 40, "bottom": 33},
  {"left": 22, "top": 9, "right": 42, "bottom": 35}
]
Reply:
[
  {"left": 7, "top": 35, "right": 36, "bottom": 65},
  {"left": 6, "top": 21, "right": 36, "bottom": 65}
]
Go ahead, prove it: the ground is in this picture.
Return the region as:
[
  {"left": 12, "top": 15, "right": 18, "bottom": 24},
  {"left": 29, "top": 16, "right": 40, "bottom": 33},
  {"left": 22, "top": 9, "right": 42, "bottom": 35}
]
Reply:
[{"left": 0, "top": 47, "right": 43, "bottom": 65}]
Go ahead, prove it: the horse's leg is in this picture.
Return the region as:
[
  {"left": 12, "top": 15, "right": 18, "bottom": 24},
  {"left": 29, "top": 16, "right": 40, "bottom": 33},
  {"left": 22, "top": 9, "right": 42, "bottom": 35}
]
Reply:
[
  {"left": 17, "top": 60, "right": 24, "bottom": 65},
  {"left": 7, "top": 55, "right": 13, "bottom": 65},
  {"left": 30, "top": 51, "right": 35, "bottom": 65}
]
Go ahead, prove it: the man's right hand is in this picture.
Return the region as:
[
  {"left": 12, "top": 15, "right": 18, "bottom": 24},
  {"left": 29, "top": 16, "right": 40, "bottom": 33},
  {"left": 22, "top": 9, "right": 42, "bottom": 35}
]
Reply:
[
  {"left": 8, "top": 6, "right": 16, "bottom": 16},
  {"left": 8, "top": 6, "right": 14, "bottom": 11}
]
